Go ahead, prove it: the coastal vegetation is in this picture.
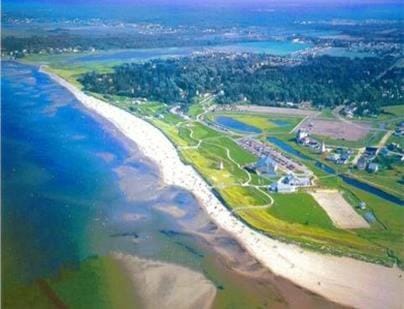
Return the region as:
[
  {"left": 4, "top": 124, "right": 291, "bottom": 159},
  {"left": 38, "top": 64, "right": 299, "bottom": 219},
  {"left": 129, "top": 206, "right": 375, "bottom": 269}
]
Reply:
[{"left": 79, "top": 54, "right": 403, "bottom": 115}]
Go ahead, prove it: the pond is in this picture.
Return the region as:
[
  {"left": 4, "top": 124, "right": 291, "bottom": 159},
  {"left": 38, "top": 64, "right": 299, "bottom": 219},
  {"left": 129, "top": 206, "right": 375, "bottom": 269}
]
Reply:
[
  {"left": 270, "top": 119, "right": 290, "bottom": 127},
  {"left": 267, "top": 137, "right": 312, "bottom": 161},
  {"left": 215, "top": 116, "right": 262, "bottom": 134}
]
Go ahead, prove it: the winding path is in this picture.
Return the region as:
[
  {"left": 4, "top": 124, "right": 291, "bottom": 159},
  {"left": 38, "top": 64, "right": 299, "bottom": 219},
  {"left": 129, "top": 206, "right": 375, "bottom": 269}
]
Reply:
[{"left": 177, "top": 115, "right": 274, "bottom": 211}]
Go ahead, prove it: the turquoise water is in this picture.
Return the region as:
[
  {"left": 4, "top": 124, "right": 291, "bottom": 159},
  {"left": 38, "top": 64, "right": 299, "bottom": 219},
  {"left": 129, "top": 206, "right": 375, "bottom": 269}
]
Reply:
[{"left": 215, "top": 116, "right": 262, "bottom": 133}]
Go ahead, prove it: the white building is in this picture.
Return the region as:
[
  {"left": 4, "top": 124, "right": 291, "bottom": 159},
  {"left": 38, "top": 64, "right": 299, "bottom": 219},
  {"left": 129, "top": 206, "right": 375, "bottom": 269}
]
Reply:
[
  {"left": 270, "top": 173, "right": 311, "bottom": 194},
  {"left": 296, "top": 129, "right": 309, "bottom": 143}
]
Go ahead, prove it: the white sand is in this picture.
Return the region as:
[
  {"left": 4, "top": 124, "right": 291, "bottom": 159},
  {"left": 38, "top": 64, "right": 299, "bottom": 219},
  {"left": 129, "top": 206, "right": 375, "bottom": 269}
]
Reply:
[
  {"left": 310, "top": 190, "right": 370, "bottom": 229},
  {"left": 113, "top": 253, "right": 216, "bottom": 309},
  {"left": 44, "top": 67, "right": 404, "bottom": 309}
]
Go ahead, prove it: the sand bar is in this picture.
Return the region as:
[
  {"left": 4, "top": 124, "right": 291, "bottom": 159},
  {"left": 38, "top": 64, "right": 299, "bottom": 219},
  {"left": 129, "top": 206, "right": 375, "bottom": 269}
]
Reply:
[
  {"left": 43, "top": 67, "right": 404, "bottom": 309},
  {"left": 113, "top": 253, "right": 216, "bottom": 309}
]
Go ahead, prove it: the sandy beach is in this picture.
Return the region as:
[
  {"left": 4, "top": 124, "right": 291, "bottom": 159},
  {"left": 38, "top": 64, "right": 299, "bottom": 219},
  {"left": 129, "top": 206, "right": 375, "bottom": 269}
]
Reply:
[{"left": 43, "top": 67, "right": 404, "bottom": 309}]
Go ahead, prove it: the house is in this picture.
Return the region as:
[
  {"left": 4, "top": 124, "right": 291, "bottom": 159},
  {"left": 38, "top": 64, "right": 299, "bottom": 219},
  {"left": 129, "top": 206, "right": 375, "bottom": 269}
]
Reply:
[
  {"left": 296, "top": 129, "right": 309, "bottom": 143},
  {"left": 357, "top": 157, "right": 368, "bottom": 170},
  {"left": 327, "top": 153, "right": 341, "bottom": 163},
  {"left": 364, "top": 147, "right": 379, "bottom": 159},
  {"left": 284, "top": 174, "right": 311, "bottom": 187},
  {"left": 367, "top": 163, "right": 379, "bottom": 173},
  {"left": 255, "top": 155, "right": 278, "bottom": 177}
]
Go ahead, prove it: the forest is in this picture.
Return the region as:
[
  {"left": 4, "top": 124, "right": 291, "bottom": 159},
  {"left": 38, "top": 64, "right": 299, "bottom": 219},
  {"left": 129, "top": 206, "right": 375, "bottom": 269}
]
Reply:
[{"left": 79, "top": 53, "right": 402, "bottom": 115}]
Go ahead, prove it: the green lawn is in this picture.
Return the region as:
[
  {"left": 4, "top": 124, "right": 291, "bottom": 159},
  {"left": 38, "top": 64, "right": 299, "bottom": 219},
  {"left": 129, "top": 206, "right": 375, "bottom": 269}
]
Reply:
[
  {"left": 318, "top": 108, "right": 336, "bottom": 119},
  {"left": 187, "top": 102, "right": 205, "bottom": 118},
  {"left": 268, "top": 192, "right": 335, "bottom": 229},
  {"left": 379, "top": 105, "right": 404, "bottom": 120}
]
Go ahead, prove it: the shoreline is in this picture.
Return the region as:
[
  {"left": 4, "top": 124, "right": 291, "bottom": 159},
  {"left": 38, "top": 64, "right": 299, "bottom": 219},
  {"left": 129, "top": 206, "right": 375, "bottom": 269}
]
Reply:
[{"left": 41, "top": 66, "right": 404, "bottom": 309}]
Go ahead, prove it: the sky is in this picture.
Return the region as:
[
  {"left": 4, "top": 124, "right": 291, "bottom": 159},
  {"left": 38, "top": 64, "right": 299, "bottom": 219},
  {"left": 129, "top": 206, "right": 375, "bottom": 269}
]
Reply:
[
  {"left": 4, "top": 0, "right": 403, "bottom": 6},
  {"left": 3, "top": 0, "right": 402, "bottom": 24}
]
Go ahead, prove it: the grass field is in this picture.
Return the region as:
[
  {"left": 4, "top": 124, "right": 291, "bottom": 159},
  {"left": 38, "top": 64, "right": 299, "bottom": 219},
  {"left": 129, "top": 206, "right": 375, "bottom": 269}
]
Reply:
[{"left": 268, "top": 192, "right": 335, "bottom": 229}]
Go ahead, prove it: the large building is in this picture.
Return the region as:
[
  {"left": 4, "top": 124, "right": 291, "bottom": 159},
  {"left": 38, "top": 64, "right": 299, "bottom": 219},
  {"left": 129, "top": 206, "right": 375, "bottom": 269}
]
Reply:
[
  {"left": 255, "top": 155, "right": 278, "bottom": 177},
  {"left": 270, "top": 173, "right": 312, "bottom": 193}
]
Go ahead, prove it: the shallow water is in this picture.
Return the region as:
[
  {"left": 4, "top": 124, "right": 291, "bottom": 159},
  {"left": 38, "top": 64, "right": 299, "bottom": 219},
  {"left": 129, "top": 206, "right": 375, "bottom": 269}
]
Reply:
[
  {"left": 1, "top": 61, "right": 340, "bottom": 307},
  {"left": 215, "top": 116, "right": 262, "bottom": 134}
]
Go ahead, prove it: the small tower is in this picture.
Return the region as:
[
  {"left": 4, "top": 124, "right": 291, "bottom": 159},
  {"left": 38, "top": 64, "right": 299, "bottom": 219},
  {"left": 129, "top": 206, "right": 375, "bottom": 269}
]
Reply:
[
  {"left": 320, "top": 141, "right": 326, "bottom": 153},
  {"left": 219, "top": 161, "right": 224, "bottom": 170}
]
